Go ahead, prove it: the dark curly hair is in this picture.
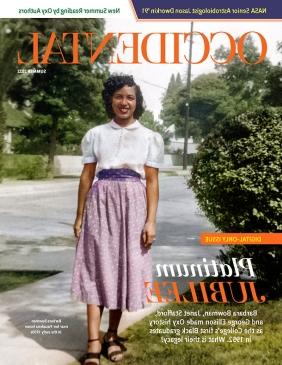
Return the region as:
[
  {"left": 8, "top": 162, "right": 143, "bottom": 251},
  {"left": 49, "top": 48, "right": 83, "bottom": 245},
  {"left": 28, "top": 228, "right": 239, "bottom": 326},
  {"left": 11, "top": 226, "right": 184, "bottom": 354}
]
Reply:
[{"left": 102, "top": 74, "right": 144, "bottom": 119}]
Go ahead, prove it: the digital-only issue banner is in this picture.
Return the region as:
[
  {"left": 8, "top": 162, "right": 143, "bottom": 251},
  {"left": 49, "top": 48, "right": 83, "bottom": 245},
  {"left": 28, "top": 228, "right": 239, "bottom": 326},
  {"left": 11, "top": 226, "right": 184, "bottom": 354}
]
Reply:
[{"left": 130, "top": 0, "right": 281, "bottom": 20}]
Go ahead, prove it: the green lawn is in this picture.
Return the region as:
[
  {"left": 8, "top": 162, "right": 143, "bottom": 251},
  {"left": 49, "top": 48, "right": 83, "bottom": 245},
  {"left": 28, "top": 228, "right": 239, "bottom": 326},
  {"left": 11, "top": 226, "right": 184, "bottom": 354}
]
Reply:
[
  {"left": 115, "top": 300, "right": 282, "bottom": 365},
  {"left": 0, "top": 270, "right": 60, "bottom": 292}
]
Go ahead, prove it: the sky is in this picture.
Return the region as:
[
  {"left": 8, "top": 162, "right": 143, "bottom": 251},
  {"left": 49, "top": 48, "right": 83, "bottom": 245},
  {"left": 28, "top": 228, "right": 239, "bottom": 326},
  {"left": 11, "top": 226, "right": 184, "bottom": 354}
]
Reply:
[{"left": 105, "top": 19, "right": 282, "bottom": 120}]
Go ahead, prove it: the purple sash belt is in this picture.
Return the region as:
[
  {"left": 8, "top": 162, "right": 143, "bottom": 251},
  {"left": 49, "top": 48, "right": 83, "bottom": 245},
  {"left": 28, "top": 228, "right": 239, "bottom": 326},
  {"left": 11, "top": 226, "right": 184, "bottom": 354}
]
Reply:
[{"left": 97, "top": 168, "right": 141, "bottom": 180}]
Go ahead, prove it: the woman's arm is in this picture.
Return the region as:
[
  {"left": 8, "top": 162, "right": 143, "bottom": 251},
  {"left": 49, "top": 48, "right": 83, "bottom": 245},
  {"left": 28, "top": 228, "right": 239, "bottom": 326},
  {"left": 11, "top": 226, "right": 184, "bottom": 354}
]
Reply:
[
  {"left": 143, "top": 165, "right": 159, "bottom": 248},
  {"left": 73, "top": 162, "right": 97, "bottom": 238}
]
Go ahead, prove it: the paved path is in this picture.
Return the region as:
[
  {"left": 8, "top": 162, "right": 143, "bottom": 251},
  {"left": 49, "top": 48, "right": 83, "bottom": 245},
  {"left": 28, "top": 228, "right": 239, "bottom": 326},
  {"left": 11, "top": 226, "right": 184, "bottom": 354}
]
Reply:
[{"left": 0, "top": 176, "right": 221, "bottom": 365}]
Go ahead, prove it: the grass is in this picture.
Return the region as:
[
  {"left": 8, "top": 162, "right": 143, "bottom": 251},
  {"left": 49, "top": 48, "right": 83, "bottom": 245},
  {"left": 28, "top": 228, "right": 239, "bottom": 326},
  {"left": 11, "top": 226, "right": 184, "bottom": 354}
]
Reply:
[
  {"left": 2, "top": 154, "right": 49, "bottom": 180},
  {"left": 116, "top": 300, "right": 282, "bottom": 365},
  {"left": 0, "top": 270, "right": 60, "bottom": 293}
]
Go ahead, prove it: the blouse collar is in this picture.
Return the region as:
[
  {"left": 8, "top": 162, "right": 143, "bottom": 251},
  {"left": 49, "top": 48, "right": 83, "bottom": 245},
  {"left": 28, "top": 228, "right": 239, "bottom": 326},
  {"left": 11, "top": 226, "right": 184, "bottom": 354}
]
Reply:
[{"left": 109, "top": 119, "right": 141, "bottom": 130}]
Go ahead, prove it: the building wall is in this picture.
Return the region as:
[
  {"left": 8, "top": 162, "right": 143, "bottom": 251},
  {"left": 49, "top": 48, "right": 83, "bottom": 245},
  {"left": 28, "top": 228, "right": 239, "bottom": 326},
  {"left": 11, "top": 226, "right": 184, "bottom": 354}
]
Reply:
[{"left": 3, "top": 130, "right": 12, "bottom": 154}]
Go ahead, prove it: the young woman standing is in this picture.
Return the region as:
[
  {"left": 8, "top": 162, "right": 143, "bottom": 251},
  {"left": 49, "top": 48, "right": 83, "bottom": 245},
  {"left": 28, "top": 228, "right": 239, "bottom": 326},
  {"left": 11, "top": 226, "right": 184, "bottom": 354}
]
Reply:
[{"left": 71, "top": 75, "right": 164, "bottom": 364}]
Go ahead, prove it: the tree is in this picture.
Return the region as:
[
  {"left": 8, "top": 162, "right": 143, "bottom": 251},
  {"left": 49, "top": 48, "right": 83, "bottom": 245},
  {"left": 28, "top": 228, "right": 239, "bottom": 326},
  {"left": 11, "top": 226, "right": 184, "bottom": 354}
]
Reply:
[
  {"left": 160, "top": 73, "right": 183, "bottom": 129},
  {"left": 160, "top": 73, "right": 202, "bottom": 139},
  {"left": 262, "top": 65, "right": 282, "bottom": 107},
  {"left": 263, "top": 43, "right": 282, "bottom": 107},
  {"left": 214, "top": 35, "right": 272, "bottom": 113},
  {"left": 170, "top": 37, "right": 276, "bottom": 140},
  {"left": 7, "top": 19, "right": 114, "bottom": 171},
  {"left": 173, "top": 73, "right": 236, "bottom": 139},
  {"left": 0, "top": 20, "right": 32, "bottom": 180},
  {"left": 139, "top": 110, "right": 170, "bottom": 144},
  {"left": 190, "top": 74, "right": 235, "bottom": 135}
]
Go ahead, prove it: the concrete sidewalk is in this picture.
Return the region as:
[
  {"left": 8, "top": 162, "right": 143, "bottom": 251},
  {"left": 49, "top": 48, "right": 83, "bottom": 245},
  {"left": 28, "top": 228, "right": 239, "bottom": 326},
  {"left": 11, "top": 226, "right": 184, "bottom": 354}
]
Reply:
[
  {"left": 0, "top": 178, "right": 77, "bottom": 198},
  {"left": 0, "top": 245, "right": 219, "bottom": 365},
  {"left": 0, "top": 270, "right": 163, "bottom": 365},
  {"left": 0, "top": 176, "right": 219, "bottom": 365}
]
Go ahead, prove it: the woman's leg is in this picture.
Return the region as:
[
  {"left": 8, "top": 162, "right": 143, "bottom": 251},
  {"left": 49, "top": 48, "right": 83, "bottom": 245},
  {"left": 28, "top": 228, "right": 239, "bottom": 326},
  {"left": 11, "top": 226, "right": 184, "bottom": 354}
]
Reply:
[
  {"left": 85, "top": 304, "right": 104, "bottom": 363},
  {"left": 104, "top": 309, "right": 123, "bottom": 361},
  {"left": 109, "top": 309, "right": 122, "bottom": 331}
]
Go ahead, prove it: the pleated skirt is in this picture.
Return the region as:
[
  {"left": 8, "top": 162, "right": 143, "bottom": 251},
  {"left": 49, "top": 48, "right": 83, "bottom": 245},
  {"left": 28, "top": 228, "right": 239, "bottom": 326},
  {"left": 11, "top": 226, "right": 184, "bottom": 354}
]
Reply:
[{"left": 71, "top": 169, "right": 152, "bottom": 312}]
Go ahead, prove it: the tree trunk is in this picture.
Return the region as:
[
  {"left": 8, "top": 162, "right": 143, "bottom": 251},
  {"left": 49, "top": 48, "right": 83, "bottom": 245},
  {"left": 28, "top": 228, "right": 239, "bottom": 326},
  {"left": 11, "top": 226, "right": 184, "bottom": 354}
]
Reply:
[{"left": 48, "top": 115, "right": 58, "bottom": 174}]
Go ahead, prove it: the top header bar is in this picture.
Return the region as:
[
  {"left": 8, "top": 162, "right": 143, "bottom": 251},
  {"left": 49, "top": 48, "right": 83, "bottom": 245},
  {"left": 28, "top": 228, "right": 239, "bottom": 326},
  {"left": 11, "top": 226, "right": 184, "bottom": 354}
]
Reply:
[
  {"left": 130, "top": 0, "right": 282, "bottom": 20},
  {"left": 0, "top": 0, "right": 281, "bottom": 19}
]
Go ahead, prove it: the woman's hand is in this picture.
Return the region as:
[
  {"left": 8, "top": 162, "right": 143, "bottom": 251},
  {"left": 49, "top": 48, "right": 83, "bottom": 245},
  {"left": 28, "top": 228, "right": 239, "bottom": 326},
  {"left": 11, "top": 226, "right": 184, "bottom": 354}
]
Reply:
[
  {"left": 142, "top": 221, "right": 156, "bottom": 249},
  {"left": 73, "top": 215, "right": 83, "bottom": 239}
]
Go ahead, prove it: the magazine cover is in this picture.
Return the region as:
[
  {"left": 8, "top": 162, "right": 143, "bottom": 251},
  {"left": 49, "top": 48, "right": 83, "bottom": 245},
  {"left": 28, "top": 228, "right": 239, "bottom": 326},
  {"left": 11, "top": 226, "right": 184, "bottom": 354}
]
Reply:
[{"left": 0, "top": 1, "right": 281, "bottom": 364}]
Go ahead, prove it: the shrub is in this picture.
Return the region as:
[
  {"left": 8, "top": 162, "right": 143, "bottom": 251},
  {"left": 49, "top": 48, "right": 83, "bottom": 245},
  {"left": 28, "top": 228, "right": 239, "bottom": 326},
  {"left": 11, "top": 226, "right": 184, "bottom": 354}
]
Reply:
[
  {"left": 189, "top": 108, "right": 282, "bottom": 298},
  {"left": 3, "top": 154, "right": 48, "bottom": 180},
  {"left": 189, "top": 108, "right": 282, "bottom": 232},
  {"left": 219, "top": 245, "right": 282, "bottom": 299}
]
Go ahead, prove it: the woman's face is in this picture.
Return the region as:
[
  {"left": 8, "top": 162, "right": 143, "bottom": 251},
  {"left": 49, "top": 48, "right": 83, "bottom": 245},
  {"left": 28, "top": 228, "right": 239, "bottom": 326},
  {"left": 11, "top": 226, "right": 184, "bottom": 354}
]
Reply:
[{"left": 111, "top": 85, "right": 137, "bottom": 124}]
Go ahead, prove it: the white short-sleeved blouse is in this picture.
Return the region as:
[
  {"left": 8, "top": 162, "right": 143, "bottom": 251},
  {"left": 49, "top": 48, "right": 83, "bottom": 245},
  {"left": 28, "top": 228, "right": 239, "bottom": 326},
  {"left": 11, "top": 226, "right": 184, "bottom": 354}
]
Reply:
[{"left": 81, "top": 120, "right": 164, "bottom": 179}]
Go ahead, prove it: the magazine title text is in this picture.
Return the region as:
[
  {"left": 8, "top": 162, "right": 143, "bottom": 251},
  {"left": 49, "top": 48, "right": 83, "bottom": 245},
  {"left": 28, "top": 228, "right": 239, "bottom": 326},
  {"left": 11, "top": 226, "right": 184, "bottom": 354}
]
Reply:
[{"left": 17, "top": 31, "right": 267, "bottom": 65}]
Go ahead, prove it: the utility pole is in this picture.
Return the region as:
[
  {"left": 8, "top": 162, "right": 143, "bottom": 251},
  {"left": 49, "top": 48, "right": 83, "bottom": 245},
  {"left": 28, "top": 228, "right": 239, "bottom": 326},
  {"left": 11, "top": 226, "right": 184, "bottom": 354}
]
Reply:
[{"left": 183, "top": 21, "right": 194, "bottom": 170}]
